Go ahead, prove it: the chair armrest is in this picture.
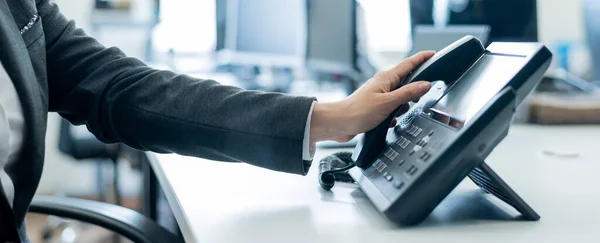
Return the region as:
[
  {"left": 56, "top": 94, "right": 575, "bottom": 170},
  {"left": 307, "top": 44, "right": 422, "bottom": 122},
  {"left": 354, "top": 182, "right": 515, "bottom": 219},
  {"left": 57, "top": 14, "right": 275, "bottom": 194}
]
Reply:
[{"left": 29, "top": 195, "right": 184, "bottom": 243}]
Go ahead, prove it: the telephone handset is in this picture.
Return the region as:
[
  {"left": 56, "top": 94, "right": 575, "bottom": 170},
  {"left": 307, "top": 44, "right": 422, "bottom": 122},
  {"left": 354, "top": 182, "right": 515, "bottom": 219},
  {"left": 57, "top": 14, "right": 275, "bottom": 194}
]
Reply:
[
  {"left": 352, "top": 35, "right": 486, "bottom": 169},
  {"left": 342, "top": 36, "right": 553, "bottom": 226}
]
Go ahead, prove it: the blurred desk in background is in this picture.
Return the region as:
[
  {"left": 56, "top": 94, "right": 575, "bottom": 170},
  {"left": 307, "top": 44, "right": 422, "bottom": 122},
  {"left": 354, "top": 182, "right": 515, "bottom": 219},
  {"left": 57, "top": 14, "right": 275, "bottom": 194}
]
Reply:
[{"left": 145, "top": 124, "right": 600, "bottom": 243}]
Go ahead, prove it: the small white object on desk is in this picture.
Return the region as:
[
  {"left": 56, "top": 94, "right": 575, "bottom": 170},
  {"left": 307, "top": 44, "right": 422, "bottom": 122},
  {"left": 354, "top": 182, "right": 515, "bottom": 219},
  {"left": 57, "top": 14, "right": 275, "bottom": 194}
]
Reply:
[{"left": 147, "top": 124, "right": 600, "bottom": 243}]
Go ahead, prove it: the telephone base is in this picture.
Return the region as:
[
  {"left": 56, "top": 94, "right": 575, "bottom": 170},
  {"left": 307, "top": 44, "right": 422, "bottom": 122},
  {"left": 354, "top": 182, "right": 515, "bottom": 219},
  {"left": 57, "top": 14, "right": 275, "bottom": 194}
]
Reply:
[{"left": 468, "top": 162, "right": 540, "bottom": 221}]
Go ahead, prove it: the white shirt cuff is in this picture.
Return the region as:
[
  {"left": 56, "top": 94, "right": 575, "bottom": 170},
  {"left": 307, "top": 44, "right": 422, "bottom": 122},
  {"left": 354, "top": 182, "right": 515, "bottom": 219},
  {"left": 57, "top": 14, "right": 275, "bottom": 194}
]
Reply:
[{"left": 302, "top": 101, "right": 316, "bottom": 161}]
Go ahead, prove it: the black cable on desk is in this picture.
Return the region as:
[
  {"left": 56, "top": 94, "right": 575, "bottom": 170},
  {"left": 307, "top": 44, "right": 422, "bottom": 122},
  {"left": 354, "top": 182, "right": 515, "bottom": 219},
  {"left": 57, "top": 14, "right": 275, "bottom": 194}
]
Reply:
[{"left": 318, "top": 151, "right": 356, "bottom": 190}]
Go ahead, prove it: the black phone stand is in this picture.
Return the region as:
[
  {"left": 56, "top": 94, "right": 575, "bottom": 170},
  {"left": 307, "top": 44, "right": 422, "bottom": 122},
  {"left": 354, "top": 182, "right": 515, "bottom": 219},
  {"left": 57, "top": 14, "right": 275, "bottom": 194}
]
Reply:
[{"left": 468, "top": 162, "right": 540, "bottom": 220}]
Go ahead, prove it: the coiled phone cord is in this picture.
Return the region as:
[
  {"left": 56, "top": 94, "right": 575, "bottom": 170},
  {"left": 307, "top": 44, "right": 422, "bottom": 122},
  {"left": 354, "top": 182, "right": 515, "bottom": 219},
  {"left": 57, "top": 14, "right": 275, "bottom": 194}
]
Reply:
[{"left": 318, "top": 151, "right": 356, "bottom": 190}]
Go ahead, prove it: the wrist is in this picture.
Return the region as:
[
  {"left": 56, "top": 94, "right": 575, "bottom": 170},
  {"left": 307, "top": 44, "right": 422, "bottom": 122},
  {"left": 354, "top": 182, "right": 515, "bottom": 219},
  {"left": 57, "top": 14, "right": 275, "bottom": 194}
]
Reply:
[{"left": 310, "top": 101, "right": 350, "bottom": 143}]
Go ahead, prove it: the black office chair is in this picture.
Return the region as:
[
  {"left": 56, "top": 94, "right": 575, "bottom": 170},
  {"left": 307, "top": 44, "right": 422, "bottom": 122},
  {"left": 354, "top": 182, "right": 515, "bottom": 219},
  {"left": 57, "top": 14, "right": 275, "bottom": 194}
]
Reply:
[
  {"left": 53, "top": 118, "right": 146, "bottom": 241},
  {"left": 29, "top": 195, "right": 184, "bottom": 243},
  {"left": 58, "top": 118, "right": 122, "bottom": 204}
]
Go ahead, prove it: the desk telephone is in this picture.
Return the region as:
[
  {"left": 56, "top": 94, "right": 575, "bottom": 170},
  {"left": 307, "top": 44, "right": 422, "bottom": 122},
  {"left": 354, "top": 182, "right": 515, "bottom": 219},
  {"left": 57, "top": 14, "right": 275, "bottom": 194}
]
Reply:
[{"left": 318, "top": 36, "right": 552, "bottom": 225}]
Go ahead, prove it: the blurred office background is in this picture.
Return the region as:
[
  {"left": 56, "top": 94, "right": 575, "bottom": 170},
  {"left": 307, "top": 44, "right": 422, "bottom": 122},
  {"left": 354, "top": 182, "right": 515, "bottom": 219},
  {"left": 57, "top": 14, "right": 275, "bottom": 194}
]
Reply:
[{"left": 31, "top": 0, "right": 599, "bottom": 242}]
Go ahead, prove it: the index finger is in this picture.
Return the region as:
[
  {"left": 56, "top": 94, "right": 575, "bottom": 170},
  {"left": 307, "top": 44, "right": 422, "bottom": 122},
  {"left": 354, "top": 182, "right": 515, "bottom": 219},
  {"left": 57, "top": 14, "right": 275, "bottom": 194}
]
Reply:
[{"left": 387, "top": 51, "right": 436, "bottom": 89}]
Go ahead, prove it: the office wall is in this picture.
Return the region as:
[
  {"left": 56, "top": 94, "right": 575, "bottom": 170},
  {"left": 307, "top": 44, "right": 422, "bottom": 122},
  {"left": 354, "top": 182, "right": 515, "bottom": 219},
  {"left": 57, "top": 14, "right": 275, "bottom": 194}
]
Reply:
[
  {"left": 538, "top": 0, "right": 585, "bottom": 44},
  {"left": 537, "top": 0, "right": 592, "bottom": 78}
]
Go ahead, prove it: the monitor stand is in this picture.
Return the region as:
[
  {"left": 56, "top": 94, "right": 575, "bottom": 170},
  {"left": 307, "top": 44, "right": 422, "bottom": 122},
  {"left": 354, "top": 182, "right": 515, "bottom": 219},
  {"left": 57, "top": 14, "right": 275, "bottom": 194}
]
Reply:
[{"left": 468, "top": 161, "right": 540, "bottom": 221}]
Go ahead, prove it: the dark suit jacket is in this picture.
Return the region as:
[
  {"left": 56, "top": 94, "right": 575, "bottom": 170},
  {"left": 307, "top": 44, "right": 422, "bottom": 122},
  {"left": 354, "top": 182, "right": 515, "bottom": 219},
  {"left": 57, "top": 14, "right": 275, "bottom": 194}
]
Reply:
[{"left": 0, "top": 0, "right": 315, "bottom": 241}]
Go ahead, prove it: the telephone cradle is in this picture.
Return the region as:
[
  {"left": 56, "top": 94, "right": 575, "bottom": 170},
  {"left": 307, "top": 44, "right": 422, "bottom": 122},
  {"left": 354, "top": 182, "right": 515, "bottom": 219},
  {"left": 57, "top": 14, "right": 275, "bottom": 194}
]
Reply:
[{"left": 320, "top": 35, "right": 551, "bottom": 226}]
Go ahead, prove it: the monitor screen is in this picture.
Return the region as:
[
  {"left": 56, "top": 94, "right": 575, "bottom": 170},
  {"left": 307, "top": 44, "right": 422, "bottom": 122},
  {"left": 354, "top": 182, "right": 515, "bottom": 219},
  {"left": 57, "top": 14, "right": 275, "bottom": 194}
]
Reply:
[
  {"left": 233, "top": 0, "right": 305, "bottom": 56},
  {"left": 306, "top": 0, "right": 356, "bottom": 68},
  {"left": 426, "top": 53, "right": 527, "bottom": 128},
  {"left": 409, "top": 25, "right": 490, "bottom": 56},
  {"left": 409, "top": 0, "right": 538, "bottom": 44},
  {"left": 215, "top": 0, "right": 227, "bottom": 50}
]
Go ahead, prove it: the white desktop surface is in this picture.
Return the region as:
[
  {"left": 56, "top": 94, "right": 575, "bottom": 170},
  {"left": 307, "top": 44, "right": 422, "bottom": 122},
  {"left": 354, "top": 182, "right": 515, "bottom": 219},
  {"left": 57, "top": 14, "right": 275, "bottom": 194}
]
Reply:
[{"left": 147, "top": 124, "right": 600, "bottom": 243}]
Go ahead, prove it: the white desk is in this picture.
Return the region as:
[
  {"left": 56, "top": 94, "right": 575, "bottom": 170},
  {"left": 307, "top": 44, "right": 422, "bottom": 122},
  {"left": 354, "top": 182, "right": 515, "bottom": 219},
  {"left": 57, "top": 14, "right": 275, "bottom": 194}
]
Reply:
[{"left": 147, "top": 125, "right": 600, "bottom": 243}]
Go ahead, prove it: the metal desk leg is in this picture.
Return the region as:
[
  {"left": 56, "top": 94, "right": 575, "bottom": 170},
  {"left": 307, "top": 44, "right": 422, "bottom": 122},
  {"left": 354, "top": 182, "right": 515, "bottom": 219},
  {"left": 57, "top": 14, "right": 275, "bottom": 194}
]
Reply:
[
  {"left": 142, "top": 154, "right": 159, "bottom": 221},
  {"left": 141, "top": 152, "right": 182, "bottom": 236}
]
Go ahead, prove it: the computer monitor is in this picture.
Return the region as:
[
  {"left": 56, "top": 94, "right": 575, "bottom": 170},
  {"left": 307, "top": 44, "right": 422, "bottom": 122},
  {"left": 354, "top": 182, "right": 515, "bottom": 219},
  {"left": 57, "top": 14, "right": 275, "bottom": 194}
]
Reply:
[
  {"left": 584, "top": 0, "right": 600, "bottom": 81},
  {"left": 306, "top": 0, "right": 358, "bottom": 76},
  {"left": 217, "top": 0, "right": 307, "bottom": 67},
  {"left": 408, "top": 25, "right": 490, "bottom": 56},
  {"left": 409, "top": 0, "right": 538, "bottom": 45},
  {"left": 215, "top": 0, "right": 227, "bottom": 51}
]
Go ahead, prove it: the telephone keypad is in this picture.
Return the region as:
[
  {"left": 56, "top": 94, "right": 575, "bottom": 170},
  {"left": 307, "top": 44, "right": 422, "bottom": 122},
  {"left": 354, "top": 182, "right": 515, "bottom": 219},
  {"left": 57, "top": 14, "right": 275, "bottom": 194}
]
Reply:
[{"left": 368, "top": 117, "right": 451, "bottom": 202}]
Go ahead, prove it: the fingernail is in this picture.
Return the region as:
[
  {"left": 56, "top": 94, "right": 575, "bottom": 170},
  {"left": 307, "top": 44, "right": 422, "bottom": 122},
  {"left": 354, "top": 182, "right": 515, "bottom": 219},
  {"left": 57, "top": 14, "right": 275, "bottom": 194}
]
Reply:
[{"left": 420, "top": 82, "right": 431, "bottom": 89}]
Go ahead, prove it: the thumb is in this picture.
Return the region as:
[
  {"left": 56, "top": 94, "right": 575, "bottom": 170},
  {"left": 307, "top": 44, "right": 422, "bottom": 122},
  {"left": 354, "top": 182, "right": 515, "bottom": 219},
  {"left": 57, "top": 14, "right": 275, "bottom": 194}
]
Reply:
[{"left": 387, "top": 81, "right": 431, "bottom": 106}]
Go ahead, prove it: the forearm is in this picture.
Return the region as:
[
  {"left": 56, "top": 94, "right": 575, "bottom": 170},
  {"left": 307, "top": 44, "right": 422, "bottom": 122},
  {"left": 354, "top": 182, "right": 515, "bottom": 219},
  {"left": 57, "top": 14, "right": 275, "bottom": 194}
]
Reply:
[
  {"left": 309, "top": 101, "right": 354, "bottom": 143},
  {"left": 39, "top": 0, "right": 317, "bottom": 175}
]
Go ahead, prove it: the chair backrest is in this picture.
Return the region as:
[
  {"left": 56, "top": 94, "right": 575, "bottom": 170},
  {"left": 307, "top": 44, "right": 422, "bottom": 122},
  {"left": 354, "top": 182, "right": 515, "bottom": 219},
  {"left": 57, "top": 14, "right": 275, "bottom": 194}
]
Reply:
[{"left": 30, "top": 195, "right": 185, "bottom": 243}]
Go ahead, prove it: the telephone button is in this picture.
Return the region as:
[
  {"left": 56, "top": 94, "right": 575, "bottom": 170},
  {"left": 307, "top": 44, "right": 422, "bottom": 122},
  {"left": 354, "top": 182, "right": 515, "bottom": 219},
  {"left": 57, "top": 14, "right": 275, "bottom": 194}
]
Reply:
[
  {"left": 406, "top": 165, "right": 418, "bottom": 176},
  {"left": 384, "top": 148, "right": 399, "bottom": 160},
  {"left": 414, "top": 128, "right": 423, "bottom": 137},
  {"left": 420, "top": 152, "right": 432, "bottom": 162},
  {"left": 393, "top": 180, "right": 405, "bottom": 189},
  {"left": 383, "top": 172, "right": 393, "bottom": 181},
  {"left": 411, "top": 167, "right": 419, "bottom": 175},
  {"left": 401, "top": 140, "right": 411, "bottom": 149},
  {"left": 407, "top": 125, "right": 418, "bottom": 135},
  {"left": 397, "top": 159, "right": 405, "bottom": 166},
  {"left": 377, "top": 163, "right": 387, "bottom": 172},
  {"left": 372, "top": 159, "right": 382, "bottom": 168},
  {"left": 395, "top": 137, "right": 411, "bottom": 149},
  {"left": 412, "top": 145, "right": 423, "bottom": 154},
  {"left": 373, "top": 159, "right": 387, "bottom": 172},
  {"left": 407, "top": 125, "right": 423, "bottom": 137}
]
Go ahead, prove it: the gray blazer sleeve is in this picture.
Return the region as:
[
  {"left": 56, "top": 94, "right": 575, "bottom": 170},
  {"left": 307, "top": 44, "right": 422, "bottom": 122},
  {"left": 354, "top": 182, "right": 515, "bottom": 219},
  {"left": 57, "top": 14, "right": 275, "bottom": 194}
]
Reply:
[{"left": 37, "top": 0, "right": 316, "bottom": 175}]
